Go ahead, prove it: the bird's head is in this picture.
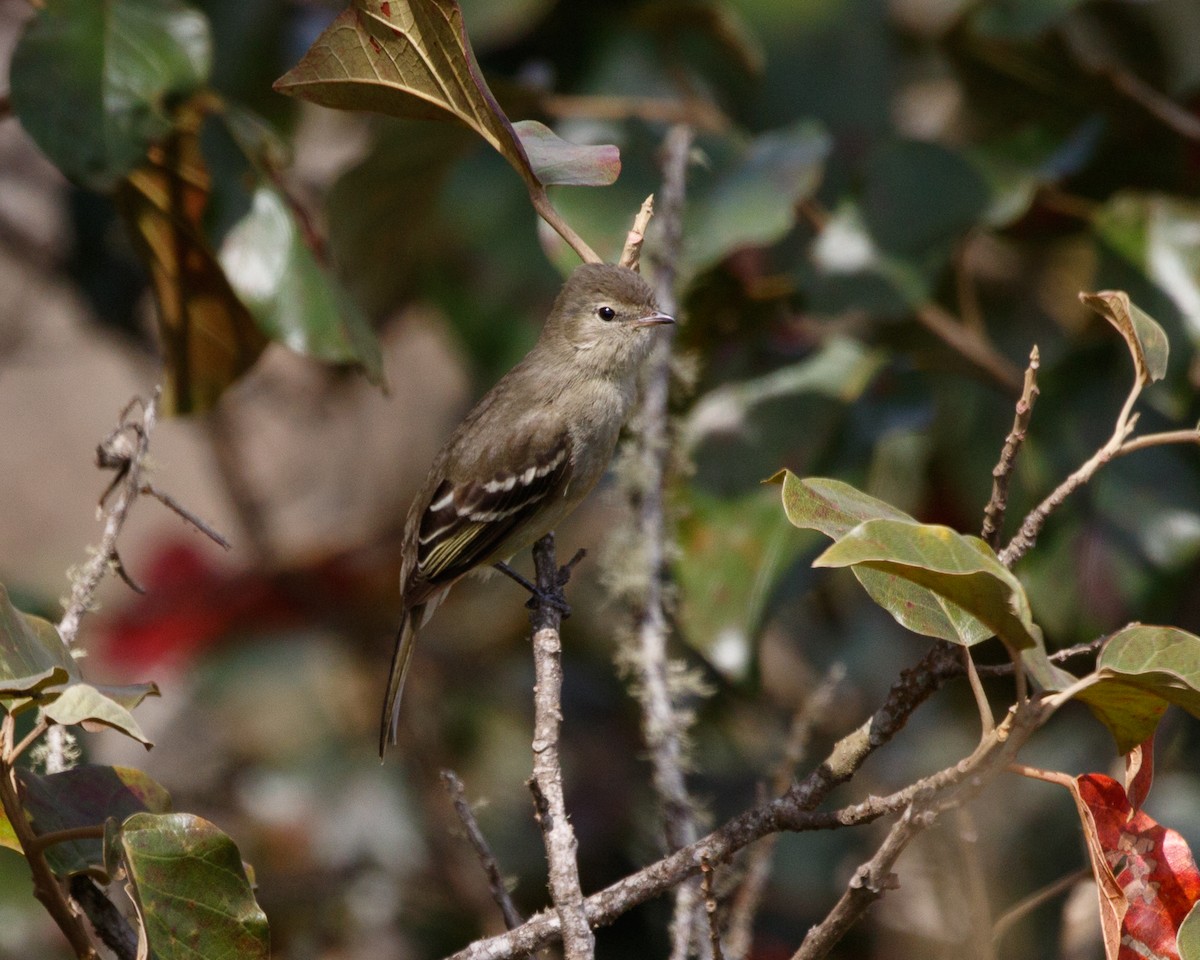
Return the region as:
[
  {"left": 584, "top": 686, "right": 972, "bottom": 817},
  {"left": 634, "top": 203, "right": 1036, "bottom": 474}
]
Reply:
[{"left": 544, "top": 263, "right": 674, "bottom": 374}]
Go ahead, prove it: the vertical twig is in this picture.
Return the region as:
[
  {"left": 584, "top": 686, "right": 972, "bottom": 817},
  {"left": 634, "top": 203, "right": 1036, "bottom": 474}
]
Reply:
[
  {"left": 981, "top": 347, "right": 1040, "bottom": 550},
  {"left": 624, "top": 122, "right": 703, "bottom": 960},
  {"left": 528, "top": 534, "right": 594, "bottom": 960}
]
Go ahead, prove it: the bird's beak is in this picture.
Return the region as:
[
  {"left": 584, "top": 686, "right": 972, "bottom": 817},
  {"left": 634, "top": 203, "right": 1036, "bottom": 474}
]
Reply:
[{"left": 635, "top": 311, "right": 675, "bottom": 328}]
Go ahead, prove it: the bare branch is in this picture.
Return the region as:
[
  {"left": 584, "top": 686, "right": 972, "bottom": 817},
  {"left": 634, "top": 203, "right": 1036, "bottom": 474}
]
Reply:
[
  {"left": 58, "top": 392, "right": 161, "bottom": 647},
  {"left": 444, "top": 693, "right": 1057, "bottom": 960},
  {"left": 792, "top": 805, "right": 924, "bottom": 960},
  {"left": 700, "top": 858, "right": 725, "bottom": 960},
  {"left": 620, "top": 196, "right": 655, "bottom": 272},
  {"left": 441, "top": 769, "right": 524, "bottom": 932},
  {"left": 0, "top": 716, "right": 98, "bottom": 959},
  {"left": 139, "top": 483, "right": 232, "bottom": 550},
  {"left": 528, "top": 534, "right": 594, "bottom": 960},
  {"left": 981, "top": 346, "right": 1040, "bottom": 549},
  {"left": 998, "top": 359, "right": 1200, "bottom": 566}
]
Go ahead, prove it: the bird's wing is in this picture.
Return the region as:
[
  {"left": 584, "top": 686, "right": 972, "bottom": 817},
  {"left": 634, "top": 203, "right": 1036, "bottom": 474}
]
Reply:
[{"left": 412, "top": 431, "right": 573, "bottom": 587}]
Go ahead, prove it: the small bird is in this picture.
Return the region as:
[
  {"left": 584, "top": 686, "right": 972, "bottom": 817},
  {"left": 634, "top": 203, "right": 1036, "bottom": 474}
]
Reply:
[{"left": 380, "top": 262, "right": 674, "bottom": 755}]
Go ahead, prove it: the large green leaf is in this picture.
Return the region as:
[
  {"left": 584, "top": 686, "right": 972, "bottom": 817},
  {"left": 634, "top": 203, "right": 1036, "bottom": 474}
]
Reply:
[
  {"left": 683, "top": 121, "right": 831, "bottom": 278},
  {"left": 219, "top": 185, "right": 384, "bottom": 382},
  {"left": 773, "top": 474, "right": 993, "bottom": 648},
  {"left": 676, "top": 489, "right": 807, "bottom": 679},
  {"left": 22, "top": 766, "right": 171, "bottom": 877},
  {"left": 862, "top": 139, "right": 990, "bottom": 257},
  {"left": 813, "top": 518, "right": 1042, "bottom": 651},
  {"left": 108, "top": 813, "right": 269, "bottom": 960},
  {"left": 9, "top": 0, "right": 211, "bottom": 190},
  {"left": 1075, "top": 625, "right": 1200, "bottom": 753}
]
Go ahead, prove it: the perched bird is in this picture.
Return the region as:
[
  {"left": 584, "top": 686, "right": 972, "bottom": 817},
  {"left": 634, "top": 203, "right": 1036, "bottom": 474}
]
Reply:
[{"left": 380, "top": 262, "right": 674, "bottom": 755}]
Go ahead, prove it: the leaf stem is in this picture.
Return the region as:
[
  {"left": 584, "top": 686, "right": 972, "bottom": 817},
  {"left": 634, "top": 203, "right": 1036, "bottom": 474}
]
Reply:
[{"left": 529, "top": 189, "right": 603, "bottom": 264}]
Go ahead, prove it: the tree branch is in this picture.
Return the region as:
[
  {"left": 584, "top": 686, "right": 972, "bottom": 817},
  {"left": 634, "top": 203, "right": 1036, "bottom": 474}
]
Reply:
[
  {"left": 441, "top": 769, "right": 524, "bottom": 932},
  {"left": 981, "top": 346, "right": 1040, "bottom": 549},
  {"left": 528, "top": 534, "right": 594, "bottom": 960}
]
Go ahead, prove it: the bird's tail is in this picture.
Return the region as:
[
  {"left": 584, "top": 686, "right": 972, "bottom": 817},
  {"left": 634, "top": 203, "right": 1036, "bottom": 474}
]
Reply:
[{"left": 379, "top": 603, "right": 423, "bottom": 759}]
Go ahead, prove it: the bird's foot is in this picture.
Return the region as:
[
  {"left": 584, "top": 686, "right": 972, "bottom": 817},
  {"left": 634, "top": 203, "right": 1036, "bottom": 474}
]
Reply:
[{"left": 493, "top": 551, "right": 586, "bottom": 618}]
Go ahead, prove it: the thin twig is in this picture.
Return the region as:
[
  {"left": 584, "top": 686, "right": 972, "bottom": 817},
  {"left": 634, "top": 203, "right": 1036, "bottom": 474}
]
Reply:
[
  {"left": 139, "top": 484, "right": 232, "bottom": 550},
  {"left": 444, "top": 694, "right": 1057, "bottom": 960},
  {"left": 700, "top": 858, "right": 725, "bottom": 960},
  {"left": 995, "top": 351, "right": 1200, "bottom": 565},
  {"left": 441, "top": 770, "right": 525, "bottom": 932},
  {"left": 11, "top": 719, "right": 49, "bottom": 762},
  {"left": 981, "top": 346, "right": 1040, "bottom": 549},
  {"left": 528, "top": 534, "right": 594, "bottom": 960},
  {"left": 58, "top": 393, "right": 160, "bottom": 647},
  {"left": 990, "top": 867, "right": 1090, "bottom": 946},
  {"left": 620, "top": 196, "right": 655, "bottom": 272},
  {"left": 626, "top": 121, "right": 703, "bottom": 960},
  {"left": 25, "top": 825, "right": 106, "bottom": 858}
]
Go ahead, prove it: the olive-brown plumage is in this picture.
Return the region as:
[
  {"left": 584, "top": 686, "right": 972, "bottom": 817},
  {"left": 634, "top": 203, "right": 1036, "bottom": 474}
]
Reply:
[{"left": 380, "top": 263, "right": 673, "bottom": 756}]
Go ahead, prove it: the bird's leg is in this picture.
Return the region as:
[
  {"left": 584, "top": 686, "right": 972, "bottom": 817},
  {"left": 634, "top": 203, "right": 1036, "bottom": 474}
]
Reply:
[{"left": 493, "top": 561, "right": 573, "bottom": 616}]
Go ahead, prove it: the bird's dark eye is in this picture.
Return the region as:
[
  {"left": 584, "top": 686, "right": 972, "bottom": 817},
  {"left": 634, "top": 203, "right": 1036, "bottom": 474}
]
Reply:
[{"left": 597, "top": 305, "right": 616, "bottom": 321}]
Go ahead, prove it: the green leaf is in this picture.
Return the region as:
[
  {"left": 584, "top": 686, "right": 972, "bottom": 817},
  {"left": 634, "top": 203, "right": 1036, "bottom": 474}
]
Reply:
[
  {"left": 42, "top": 684, "right": 154, "bottom": 748},
  {"left": 1075, "top": 625, "right": 1200, "bottom": 753},
  {"left": 774, "top": 473, "right": 916, "bottom": 540},
  {"left": 108, "top": 812, "right": 269, "bottom": 959},
  {"left": 683, "top": 121, "right": 831, "bottom": 278},
  {"left": 0, "top": 585, "right": 76, "bottom": 712},
  {"left": 772, "top": 474, "right": 997, "bottom": 648},
  {"left": 1180, "top": 900, "right": 1200, "bottom": 960},
  {"left": 862, "top": 139, "right": 991, "bottom": 257},
  {"left": 813, "top": 518, "right": 1043, "bottom": 651},
  {"left": 676, "top": 489, "right": 807, "bottom": 679},
  {"left": 21, "top": 766, "right": 171, "bottom": 877},
  {"left": 1079, "top": 290, "right": 1170, "bottom": 386},
  {"left": 218, "top": 185, "right": 384, "bottom": 381},
  {"left": 9, "top": 0, "right": 211, "bottom": 191},
  {"left": 686, "top": 338, "right": 886, "bottom": 450}
]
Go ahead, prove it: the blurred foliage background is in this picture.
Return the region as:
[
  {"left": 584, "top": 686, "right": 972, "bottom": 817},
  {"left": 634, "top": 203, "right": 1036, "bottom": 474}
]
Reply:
[{"left": 4, "top": 0, "right": 1200, "bottom": 957}]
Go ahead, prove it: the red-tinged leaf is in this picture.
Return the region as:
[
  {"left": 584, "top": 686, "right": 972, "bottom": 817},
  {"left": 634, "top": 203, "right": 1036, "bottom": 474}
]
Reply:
[
  {"left": 1034, "top": 762, "right": 1200, "bottom": 960},
  {"left": 511, "top": 120, "right": 620, "bottom": 187},
  {"left": 21, "top": 765, "right": 171, "bottom": 877}
]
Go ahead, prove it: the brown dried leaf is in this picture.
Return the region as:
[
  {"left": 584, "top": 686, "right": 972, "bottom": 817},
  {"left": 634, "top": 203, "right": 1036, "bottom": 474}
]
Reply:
[
  {"left": 117, "top": 101, "right": 267, "bottom": 414},
  {"left": 1079, "top": 290, "right": 1169, "bottom": 387}
]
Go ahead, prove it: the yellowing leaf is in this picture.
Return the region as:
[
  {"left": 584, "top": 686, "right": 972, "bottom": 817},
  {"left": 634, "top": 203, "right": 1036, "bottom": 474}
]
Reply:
[{"left": 117, "top": 102, "right": 268, "bottom": 414}]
